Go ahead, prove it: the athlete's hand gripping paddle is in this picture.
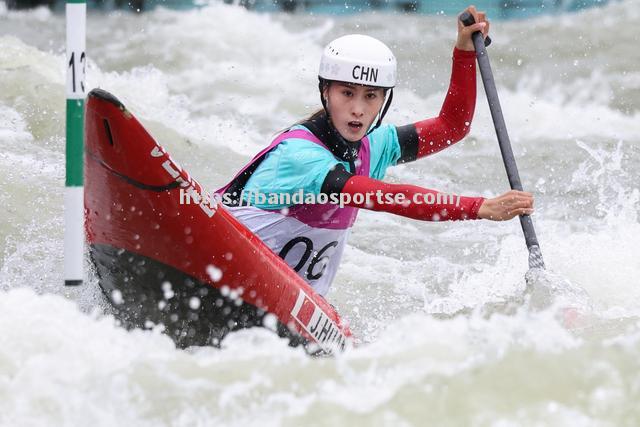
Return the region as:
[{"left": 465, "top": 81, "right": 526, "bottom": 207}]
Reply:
[
  {"left": 456, "top": 12, "right": 593, "bottom": 322},
  {"left": 460, "top": 11, "right": 545, "bottom": 271}
]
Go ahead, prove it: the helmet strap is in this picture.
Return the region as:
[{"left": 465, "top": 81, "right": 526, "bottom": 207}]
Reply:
[
  {"left": 366, "top": 88, "right": 393, "bottom": 136},
  {"left": 318, "top": 78, "right": 329, "bottom": 115},
  {"left": 318, "top": 77, "right": 344, "bottom": 142}
]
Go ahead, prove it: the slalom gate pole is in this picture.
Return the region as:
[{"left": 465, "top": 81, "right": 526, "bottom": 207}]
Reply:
[{"left": 64, "top": 0, "right": 86, "bottom": 286}]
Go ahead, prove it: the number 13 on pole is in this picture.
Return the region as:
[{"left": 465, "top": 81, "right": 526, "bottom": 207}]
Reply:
[{"left": 64, "top": 0, "right": 86, "bottom": 286}]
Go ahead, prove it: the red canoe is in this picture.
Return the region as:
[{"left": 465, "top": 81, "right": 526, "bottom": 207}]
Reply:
[{"left": 84, "top": 89, "right": 352, "bottom": 353}]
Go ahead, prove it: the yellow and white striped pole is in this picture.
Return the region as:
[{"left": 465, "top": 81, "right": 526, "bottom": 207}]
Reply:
[{"left": 64, "top": 0, "right": 86, "bottom": 286}]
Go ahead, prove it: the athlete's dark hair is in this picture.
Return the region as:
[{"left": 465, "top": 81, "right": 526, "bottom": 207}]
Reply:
[
  {"left": 273, "top": 108, "right": 323, "bottom": 137},
  {"left": 299, "top": 108, "right": 325, "bottom": 124}
]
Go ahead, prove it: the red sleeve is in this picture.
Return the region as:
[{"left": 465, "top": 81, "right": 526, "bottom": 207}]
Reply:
[
  {"left": 414, "top": 48, "right": 476, "bottom": 159},
  {"left": 341, "top": 175, "right": 484, "bottom": 221}
]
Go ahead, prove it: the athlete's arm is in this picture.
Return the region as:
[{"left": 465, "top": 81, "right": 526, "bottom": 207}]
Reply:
[
  {"left": 321, "top": 165, "right": 534, "bottom": 221},
  {"left": 395, "top": 47, "right": 477, "bottom": 164},
  {"left": 321, "top": 165, "right": 483, "bottom": 221}
]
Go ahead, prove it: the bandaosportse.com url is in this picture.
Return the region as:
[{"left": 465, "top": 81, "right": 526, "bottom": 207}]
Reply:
[{"left": 179, "top": 188, "right": 461, "bottom": 210}]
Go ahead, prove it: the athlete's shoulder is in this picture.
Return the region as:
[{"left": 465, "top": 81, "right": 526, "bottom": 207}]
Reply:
[
  {"left": 366, "top": 123, "right": 399, "bottom": 145},
  {"left": 366, "top": 123, "right": 402, "bottom": 178},
  {"left": 276, "top": 125, "right": 336, "bottom": 160}
]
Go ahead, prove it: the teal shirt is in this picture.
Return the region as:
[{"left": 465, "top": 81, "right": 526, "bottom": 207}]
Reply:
[{"left": 242, "top": 123, "right": 402, "bottom": 209}]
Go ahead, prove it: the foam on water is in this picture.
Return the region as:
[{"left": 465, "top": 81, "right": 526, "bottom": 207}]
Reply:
[
  {"left": 1, "top": 287, "right": 638, "bottom": 426},
  {"left": 1, "top": 0, "right": 639, "bottom": 424}
]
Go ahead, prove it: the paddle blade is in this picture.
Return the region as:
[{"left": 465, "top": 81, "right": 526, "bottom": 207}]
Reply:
[
  {"left": 525, "top": 268, "right": 593, "bottom": 328},
  {"left": 528, "top": 244, "right": 546, "bottom": 269}
]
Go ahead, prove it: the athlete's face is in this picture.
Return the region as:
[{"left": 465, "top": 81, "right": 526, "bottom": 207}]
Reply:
[{"left": 324, "top": 82, "right": 385, "bottom": 142}]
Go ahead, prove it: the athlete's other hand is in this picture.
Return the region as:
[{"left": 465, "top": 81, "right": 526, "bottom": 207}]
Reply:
[
  {"left": 456, "top": 5, "right": 490, "bottom": 51},
  {"left": 477, "top": 190, "right": 534, "bottom": 221}
]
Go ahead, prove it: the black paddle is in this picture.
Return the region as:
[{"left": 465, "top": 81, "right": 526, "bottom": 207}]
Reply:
[{"left": 460, "top": 11, "right": 545, "bottom": 270}]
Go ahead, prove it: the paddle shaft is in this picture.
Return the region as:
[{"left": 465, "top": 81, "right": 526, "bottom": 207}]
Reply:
[{"left": 460, "top": 12, "right": 545, "bottom": 269}]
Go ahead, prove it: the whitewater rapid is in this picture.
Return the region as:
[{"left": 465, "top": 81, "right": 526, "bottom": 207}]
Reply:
[{"left": 1, "top": 1, "right": 639, "bottom": 425}]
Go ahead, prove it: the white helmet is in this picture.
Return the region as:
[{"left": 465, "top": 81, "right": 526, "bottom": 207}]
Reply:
[{"left": 319, "top": 34, "right": 397, "bottom": 88}]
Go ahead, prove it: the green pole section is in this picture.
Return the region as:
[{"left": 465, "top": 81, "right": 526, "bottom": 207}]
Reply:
[{"left": 66, "top": 99, "right": 84, "bottom": 187}]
